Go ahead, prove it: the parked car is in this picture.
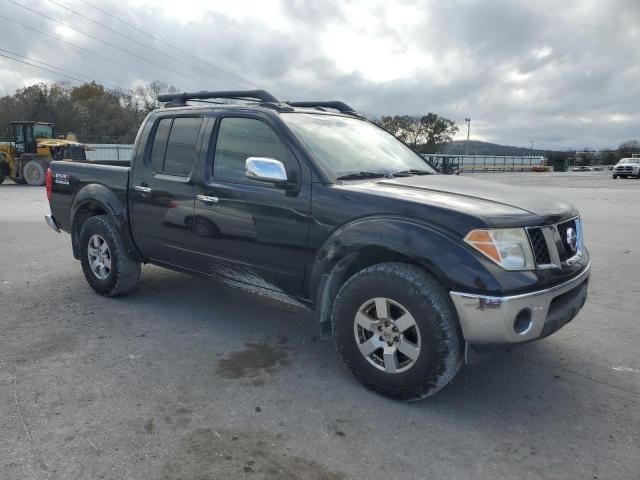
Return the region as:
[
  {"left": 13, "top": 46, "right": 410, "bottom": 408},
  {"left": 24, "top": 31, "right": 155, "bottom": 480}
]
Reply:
[
  {"left": 45, "top": 90, "right": 590, "bottom": 400},
  {"left": 571, "top": 166, "right": 592, "bottom": 172},
  {"left": 612, "top": 158, "right": 640, "bottom": 179}
]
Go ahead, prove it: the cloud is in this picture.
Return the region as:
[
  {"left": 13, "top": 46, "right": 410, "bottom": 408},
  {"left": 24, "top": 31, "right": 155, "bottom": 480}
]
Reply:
[{"left": 0, "top": 0, "right": 638, "bottom": 149}]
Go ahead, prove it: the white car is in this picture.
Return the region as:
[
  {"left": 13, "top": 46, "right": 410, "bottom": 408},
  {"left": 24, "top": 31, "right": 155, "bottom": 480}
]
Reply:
[{"left": 612, "top": 158, "right": 640, "bottom": 179}]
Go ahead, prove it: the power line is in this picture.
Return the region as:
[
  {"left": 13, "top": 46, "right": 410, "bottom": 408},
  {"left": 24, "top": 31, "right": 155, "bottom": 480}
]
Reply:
[
  {"left": 0, "top": 52, "right": 86, "bottom": 84},
  {"left": 78, "top": 0, "right": 259, "bottom": 89},
  {"left": 0, "top": 14, "right": 191, "bottom": 90},
  {"left": 7, "top": 0, "right": 202, "bottom": 88},
  {"left": 0, "top": 47, "right": 123, "bottom": 90},
  {"left": 44, "top": 0, "right": 232, "bottom": 86}
]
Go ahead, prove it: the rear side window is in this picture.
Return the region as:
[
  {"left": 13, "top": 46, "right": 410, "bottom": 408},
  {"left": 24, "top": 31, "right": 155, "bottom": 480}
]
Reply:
[
  {"left": 213, "top": 117, "right": 291, "bottom": 183},
  {"left": 149, "top": 116, "right": 203, "bottom": 176},
  {"left": 150, "top": 118, "right": 171, "bottom": 172}
]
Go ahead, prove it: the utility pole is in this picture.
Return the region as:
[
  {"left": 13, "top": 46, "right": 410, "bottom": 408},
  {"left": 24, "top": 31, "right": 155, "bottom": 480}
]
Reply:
[
  {"left": 465, "top": 118, "right": 471, "bottom": 156},
  {"left": 530, "top": 140, "right": 534, "bottom": 153}
]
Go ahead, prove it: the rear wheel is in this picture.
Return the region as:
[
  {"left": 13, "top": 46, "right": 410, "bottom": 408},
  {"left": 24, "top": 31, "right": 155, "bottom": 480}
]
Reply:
[
  {"left": 332, "top": 262, "right": 464, "bottom": 401},
  {"left": 79, "top": 215, "right": 141, "bottom": 296},
  {"left": 23, "top": 160, "right": 46, "bottom": 186}
]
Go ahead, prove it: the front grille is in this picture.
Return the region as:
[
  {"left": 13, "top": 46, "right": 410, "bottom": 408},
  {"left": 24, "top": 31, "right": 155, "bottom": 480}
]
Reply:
[
  {"left": 528, "top": 228, "right": 551, "bottom": 265},
  {"left": 556, "top": 219, "right": 577, "bottom": 257}
]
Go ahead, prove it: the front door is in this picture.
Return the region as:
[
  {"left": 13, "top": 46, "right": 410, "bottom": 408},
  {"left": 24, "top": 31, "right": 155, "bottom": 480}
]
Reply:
[
  {"left": 130, "top": 114, "right": 207, "bottom": 265},
  {"left": 192, "top": 115, "right": 311, "bottom": 297}
]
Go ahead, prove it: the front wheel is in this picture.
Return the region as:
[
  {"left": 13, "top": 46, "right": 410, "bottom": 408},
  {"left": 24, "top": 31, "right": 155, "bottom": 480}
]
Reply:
[
  {"left": 612, "top": 175, "right": 617, "bottom": 179},
  {"left": 0, "top": 175, "right": 4, "bottom": 184},
  {"left": 23, "top": 160, "right": 46, "bottom": 186},
  {"left": 79, "top": 215, "right": 141, "bottom": 296},
  {"left": 332, "top": 263, "right": 464, "bottom": 401}
]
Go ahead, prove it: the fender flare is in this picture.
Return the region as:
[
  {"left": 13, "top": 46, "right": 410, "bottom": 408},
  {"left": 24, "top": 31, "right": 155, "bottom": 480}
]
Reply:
[
  {"left": 309, "top": 216, "right": 503, "bottom": 333},
  {"left": 70, "top": 183, "right": 143, "bottom": 261}
]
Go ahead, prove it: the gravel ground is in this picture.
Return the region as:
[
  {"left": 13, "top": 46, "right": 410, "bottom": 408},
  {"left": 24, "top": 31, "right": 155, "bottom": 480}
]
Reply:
[{"left": 0, "top": 171, "right": 638, "bottom": 480}]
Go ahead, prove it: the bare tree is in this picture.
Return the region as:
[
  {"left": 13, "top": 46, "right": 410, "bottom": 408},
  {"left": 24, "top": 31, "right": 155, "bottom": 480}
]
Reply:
[{"left": 618, "top": 139, "right": 640, "bottom": 157}]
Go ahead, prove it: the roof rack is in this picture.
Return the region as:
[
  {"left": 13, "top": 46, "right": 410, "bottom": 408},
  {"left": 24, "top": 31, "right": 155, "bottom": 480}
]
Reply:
[
  {"left": 157, "top": 90, "right": 279, "bottom": 107},
  {"left": 286, "top": 101, "right": 361, "bottom": 116}
]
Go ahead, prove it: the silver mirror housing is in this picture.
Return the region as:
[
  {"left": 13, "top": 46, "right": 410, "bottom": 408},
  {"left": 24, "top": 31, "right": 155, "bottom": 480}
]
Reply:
[{"left": 245, "top": 157, "right": 288, "bottom": 184}]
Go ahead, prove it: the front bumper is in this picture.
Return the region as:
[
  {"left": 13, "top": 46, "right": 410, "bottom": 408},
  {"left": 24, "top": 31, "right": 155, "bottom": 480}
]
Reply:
[{"left": 450, "top": 263, "right": 590, "bottom": 347}]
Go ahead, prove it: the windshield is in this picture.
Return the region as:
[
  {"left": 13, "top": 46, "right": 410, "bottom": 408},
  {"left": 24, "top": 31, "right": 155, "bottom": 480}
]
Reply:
[
  {"left": 619, "top": 158, "right": 638, "bottom": 164},
  {"left": 281, "top": 113, "right": 435, "bottom": 178}
]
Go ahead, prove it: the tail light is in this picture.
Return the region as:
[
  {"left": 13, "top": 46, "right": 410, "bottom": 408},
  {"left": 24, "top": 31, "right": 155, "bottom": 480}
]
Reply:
[{"left": 45, "top": 168, "right": 53, "bottom": 201}]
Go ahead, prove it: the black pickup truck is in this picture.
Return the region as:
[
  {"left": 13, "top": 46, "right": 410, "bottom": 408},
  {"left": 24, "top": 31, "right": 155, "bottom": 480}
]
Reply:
[{"left": 45, "top": 90, "right": 590, "bottom": 400}]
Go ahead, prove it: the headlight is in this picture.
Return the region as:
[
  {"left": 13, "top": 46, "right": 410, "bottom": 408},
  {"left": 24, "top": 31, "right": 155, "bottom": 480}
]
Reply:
[{"left": 464, "top": 228, "right": 535, "bottom": 271}]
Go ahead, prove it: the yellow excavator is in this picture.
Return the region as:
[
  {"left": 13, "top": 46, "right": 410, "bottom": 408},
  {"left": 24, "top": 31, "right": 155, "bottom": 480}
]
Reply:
[{"left": 0, "top": 121, "right": 93, "bottom": 186}]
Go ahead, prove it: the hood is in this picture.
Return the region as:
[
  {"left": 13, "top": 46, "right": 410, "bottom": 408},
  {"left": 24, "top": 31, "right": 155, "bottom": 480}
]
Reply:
[{"left": 338, "top": 174, "right": 577, "bottom": 225}]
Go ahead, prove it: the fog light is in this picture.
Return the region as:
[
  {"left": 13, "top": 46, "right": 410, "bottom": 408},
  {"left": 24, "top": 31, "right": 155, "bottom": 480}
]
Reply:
[{"left": 514, "top": 309, "right": 532, "bottom": 334}]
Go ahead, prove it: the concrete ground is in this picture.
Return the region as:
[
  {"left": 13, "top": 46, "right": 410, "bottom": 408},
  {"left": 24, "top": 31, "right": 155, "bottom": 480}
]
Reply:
[{"left": 0, "top": 171, "right": 638, "bottom": 480}]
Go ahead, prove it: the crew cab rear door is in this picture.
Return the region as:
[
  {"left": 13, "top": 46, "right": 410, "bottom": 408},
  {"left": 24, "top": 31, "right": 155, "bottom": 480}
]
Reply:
[
  {"left": 129, "top": 114, "right": 208, "bottom": 263},
  {"left": 191, "top": 113, "right": 311, "bottom": 297}
]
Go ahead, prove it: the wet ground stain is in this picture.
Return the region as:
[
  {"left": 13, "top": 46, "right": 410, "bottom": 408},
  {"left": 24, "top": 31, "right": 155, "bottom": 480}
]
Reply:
[
  {"left": 162, "top": 428, "right": 344, "bottom": 480},
  {"left": 216, "top": 343, "right": 290, "bottom": 379}
]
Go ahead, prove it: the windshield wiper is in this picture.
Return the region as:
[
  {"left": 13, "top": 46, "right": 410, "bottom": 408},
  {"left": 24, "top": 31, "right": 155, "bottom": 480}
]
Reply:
[
  {"left": 391, "top": 169, "right": 433, "bottom": 177},
  {"left": 336, "top": 171, "right": 391, "bottom": 180}
]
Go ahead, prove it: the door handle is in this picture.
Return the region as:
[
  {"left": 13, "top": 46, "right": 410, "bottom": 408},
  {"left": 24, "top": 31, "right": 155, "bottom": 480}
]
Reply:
[
  {"left": 134, "top": 185, "right": 152, "bottom": 193},
  {"left": 197, "top": 195, "right": 219, "bottom": 204}
]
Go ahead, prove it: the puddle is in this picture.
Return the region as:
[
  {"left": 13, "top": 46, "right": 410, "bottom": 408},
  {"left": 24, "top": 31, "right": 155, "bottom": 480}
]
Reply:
[{"left": 216, "top": 343, "right": 290, "bottom": 379}]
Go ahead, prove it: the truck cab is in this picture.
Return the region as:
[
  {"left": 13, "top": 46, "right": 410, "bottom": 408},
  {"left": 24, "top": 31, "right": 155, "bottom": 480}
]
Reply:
[{"left": 612, "top": 157, "right": 640, "bottom": 179}]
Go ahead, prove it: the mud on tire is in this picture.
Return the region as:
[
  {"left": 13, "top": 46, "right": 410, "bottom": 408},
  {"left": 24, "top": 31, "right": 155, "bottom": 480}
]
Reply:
[
  {"left": 332, "top": 262, "right": 464, "bottom": 401},
  {"left": 79, "top": 215, "right": 141, "bottom": 296}
]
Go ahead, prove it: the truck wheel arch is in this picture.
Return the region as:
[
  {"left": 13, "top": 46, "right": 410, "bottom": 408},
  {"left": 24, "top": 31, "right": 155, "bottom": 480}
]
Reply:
[
  {"left": 70, "top": 184, "right": 142, "bottom": 261},
  {"left": 310, "top": 216, "right": 502, "bottom": 337},
  {"left": 314, "top": 246, "right": 432, "bottom": 337}
]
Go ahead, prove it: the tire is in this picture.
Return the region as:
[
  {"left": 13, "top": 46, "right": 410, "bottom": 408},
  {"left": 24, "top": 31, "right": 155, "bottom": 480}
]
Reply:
[
  {"left": 11, "top": 176, "right": 26, "bottom": 184},
  {"left": 23, "top": 160, "right": 46, "bottom": 186},
  {"left": 0, "top": 175, "right": 4, "bottom": 185},
  {"left": 612, "top": 175, "right": 617, "bottom": 179},
  {"left": 332, "top": 262, "right": 464, "bottom": 401},
  {"left": 79, "top": 215, "right": 141, "bottom": 296}
]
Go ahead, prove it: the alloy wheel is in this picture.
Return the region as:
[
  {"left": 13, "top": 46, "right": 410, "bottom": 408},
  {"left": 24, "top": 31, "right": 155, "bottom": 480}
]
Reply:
[
  {"left": 353, "top": 297, "right": 421, "bottom": 373},
  {"left": 87, "top": 234, "right": 112, "bottom": 280}
]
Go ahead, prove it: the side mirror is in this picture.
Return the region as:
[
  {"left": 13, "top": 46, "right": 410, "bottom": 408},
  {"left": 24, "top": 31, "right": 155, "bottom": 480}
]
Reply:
[{"left": 245, "top": 157, "right": 290, "bottom": 187}]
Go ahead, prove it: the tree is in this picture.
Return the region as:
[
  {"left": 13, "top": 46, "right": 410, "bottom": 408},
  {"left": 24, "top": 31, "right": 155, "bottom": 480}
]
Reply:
[
  {"left": 374, "top": 113, "right": 458, "bottom": 152},
  {"left": 0, "top": 80, "right": 176, "bottom": 143},
  {"left": 131, "top": 80, "right": 178, "bottom": 112},
  {"left": 419, "top": 113, "right": 458, "bottom": 153},
  {"left": 617, "top": 139, "right": 640, "bottom": 157}
]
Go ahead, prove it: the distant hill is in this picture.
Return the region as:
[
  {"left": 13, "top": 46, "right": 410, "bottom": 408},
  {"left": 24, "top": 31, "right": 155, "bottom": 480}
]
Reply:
[{"left": 443, "top": 140, "right": 549, "bottom": 156}]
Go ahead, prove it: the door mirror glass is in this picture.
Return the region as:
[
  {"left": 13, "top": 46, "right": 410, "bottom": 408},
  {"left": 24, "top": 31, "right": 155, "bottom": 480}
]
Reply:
[{"left": 245, "top": 157, "right": 288, "bottom": 185}]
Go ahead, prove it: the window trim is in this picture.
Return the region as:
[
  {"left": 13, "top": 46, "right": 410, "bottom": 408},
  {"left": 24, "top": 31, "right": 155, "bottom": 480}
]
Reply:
[
  {"left": 146, "top": 114, "right": 205, "bottom": 179},
  {"left": 207, "top": 113, "right": 298, "bottom": 188}
]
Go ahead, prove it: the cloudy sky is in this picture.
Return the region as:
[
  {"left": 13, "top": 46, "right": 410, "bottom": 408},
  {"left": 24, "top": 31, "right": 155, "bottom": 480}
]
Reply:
[{"left": 1, "top": 0, "right": 639, "bottom": 149}]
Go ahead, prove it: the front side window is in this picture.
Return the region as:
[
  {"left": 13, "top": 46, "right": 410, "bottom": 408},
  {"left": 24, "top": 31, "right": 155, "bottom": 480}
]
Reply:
[
  {"left": 213, "top": 117, "right": 291, "bottom": 183},
  {"left": 149, "top": 116, "right": 203, "bottom": 176}
]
